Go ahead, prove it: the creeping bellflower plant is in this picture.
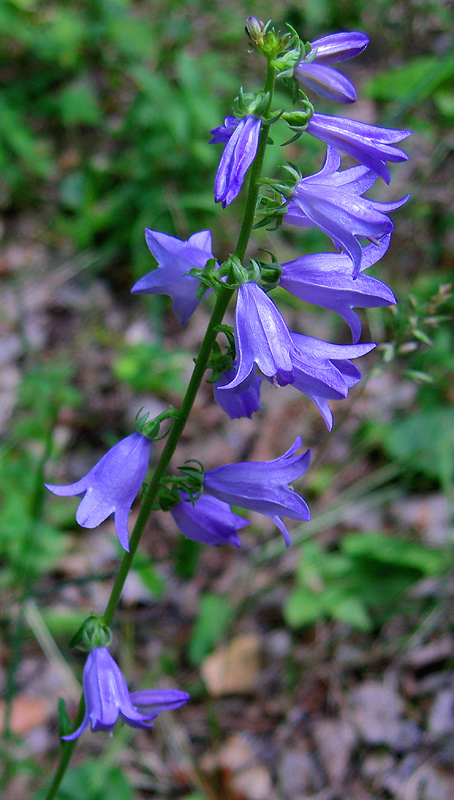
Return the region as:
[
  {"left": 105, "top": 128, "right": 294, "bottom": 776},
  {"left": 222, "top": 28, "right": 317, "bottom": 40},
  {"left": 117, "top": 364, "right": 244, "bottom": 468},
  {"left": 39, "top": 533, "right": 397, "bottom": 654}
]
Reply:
[{"left": 43, "top": 17, "right": 411, "bottom": 799}]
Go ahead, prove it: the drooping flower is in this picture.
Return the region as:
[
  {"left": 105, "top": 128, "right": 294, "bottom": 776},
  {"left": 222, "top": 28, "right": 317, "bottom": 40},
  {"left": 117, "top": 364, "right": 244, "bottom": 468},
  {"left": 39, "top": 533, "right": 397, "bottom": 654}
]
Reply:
[
  {"left": 45, "top": 432, "right": 151, "bottom": 552},
  {"left": 305, "top": 113, "right": 412, "bottom": 184},
  {"left": 284, "top": 146, "right": 409, "bottom": 276},
  {"left": 210, "top": 115, "right": 262, "bottom": 207},
  {"left": 294, "top": 31, "right": 369, "bottom": 103},
  {"left": 131, "top": 229, "right": 215, "bottom": 324},
  {"left": 285, "top": 334, "right": 376, "bottom": 429},
  {"left": 218, "top": 282, "right": 298, "bottom": 391},
  {"left": 203, "top": 437, "right": 311, "bottom": 547},
  {"left": 213, "top": 365, "right": 262, "bottom": 419},
  {"left": 170, "top": 493, "right": 248, "bottom": 547},
  {"left": 279, "top": 235, "right": 396, "bottom": 342},
  {"left": 62, "top": 647, "right": 189, "bottom": 740}
]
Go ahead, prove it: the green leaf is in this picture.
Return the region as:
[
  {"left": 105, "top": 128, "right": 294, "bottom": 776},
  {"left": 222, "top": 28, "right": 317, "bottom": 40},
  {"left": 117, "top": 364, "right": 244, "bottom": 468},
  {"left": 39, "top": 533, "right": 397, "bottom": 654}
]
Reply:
[
  {"left": 330, "top": 596, "right": 372, "bottom": 631},
  {"left": 284, "top": 587, "right": 327, "bottom": 627},
  {"left": 188, "top": 594, "right": 232, "bottom": 666},
  {"left": 383, "top": 407, "right": 454, "bottom": 481}
]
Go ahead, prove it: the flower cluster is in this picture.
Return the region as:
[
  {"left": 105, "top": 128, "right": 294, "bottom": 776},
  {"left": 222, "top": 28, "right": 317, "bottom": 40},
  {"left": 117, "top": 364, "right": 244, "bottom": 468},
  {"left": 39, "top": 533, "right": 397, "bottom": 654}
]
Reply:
[{"left": 44, "top": 22, "right": 411, "bottom": 754}]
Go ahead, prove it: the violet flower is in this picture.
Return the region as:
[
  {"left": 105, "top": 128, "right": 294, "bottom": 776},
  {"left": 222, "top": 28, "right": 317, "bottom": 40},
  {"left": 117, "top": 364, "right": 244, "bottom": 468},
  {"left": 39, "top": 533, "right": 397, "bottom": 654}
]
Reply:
[
  {"left": 285, "top": 146, "right": 409, "bottom": 276},
  {"left": 294, "top": 31, "right": 369, "bottom": 103},
  {"left": 204, "top": 437, "right": 311, "bottom": 547},
  {"left": 131, "top": 229, "right": 216, "bottom": 324},
  {"left": 306, "top": 113, "right": 411, "bottom": 184},
  {"left": 213, "top": 365, "right": 262, "bottom": 419},
  {"left": 218, "top": 282, "right": 299, "bottom": 391},
  {"left": 45, "top": 432, "right": 151, "bottom": 552},
  {"left": 279, "top": 235, "right": 396, "bottom": 342},
  {"left": 286, "top": 334, "right": 376, "bottom": 429},
  {"left": 171, "top": 493, "right": 248, "bottom": 547},
  {"left": 210, "top": 115, "right": 262, "bottom": 207},
  {"left": 62, "top": 647, "right": 189, "bottom": 740}
]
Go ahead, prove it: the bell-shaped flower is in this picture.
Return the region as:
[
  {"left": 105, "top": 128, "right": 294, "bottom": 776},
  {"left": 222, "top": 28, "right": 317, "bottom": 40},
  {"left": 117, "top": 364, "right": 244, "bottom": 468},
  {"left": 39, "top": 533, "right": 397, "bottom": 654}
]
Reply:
[
  {"left": 203, "top": 437, "right": 311, "bottom": 547},
  {"left": 210, "top": 115, "right": 262, "bottom": 207},
  {"left": 305, "top": 113, "right": 411, "bottom": 184},
  {"left": 285, "top": 146, "right": 409, "bottom": 276},
  {"left": 171, "top": 493, "right": 248, "bottom": 547},
  {"left": 294, "top": 31, "right": 369, "bottom": 103},
  {"left": 62, "top": 647, "right": 189, "bottom": 740},
  {"left": 213, "top": 365, "right": 262, "bottom": 419},
  {"left": 308, "top": 31, "right": 370, "bottom": 63},
  {"left": 279, "top": 235, "right": 396, "bottom": 342},
  {"left": 45, "top": 432, "right": 151, "bottom": 552},
  {"left": 218, "top": 282, "right": 299, "bottom": 391},
  {"left": 131, "top": 229, "right": 215, "bottom": 324},
  {"left": 287, "top": 334, "right": 375, "bottom": 429}
]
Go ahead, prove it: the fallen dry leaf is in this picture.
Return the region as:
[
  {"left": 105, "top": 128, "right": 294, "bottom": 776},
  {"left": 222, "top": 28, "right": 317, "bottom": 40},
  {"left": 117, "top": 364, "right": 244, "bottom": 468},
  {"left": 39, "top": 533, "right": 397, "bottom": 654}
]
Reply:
[
  {"left": 201, "top": 634, "right": 262, "bottom": 696},
  {"left": 0, "top": 695, "right": 53, "bottom": 735}
]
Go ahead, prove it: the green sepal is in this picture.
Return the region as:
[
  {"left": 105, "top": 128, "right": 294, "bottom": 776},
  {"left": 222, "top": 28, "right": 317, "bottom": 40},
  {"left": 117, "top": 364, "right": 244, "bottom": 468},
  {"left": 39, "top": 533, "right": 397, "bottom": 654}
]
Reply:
[
  {"left": 135, "top": 406, "right": 178, "bottom": 440},
  {"left": 68, "top": 613, "right": 112, "bottom": 650},
  {"left": 58, "top": 697, "right": 74, "bottom": 741}
]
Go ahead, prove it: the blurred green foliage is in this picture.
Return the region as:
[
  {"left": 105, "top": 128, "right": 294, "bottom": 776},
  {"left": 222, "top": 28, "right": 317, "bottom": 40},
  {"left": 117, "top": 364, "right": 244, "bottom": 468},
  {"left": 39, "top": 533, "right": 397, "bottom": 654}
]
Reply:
[{"left": 285, "top": 533, "right": 449, "bottom": 631}]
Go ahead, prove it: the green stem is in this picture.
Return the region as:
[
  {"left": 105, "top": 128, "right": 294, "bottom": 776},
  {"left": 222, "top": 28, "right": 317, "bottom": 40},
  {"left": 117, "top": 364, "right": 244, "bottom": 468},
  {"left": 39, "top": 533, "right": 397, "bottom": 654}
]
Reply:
[{"left": 43, "top": 62, "right": 277, "bottom": 800}]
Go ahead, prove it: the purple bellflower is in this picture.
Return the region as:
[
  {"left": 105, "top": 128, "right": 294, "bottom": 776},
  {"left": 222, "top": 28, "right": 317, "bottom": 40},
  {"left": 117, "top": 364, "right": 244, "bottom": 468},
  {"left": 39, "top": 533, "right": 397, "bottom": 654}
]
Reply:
[
  {"left": 210, "top": 115, "right": 262, "bottom": 207},
  {"left": 286, "top": 334, "right": 376, "bottom": 429},
  {"left": 279, "top": 234, "right": 396, "bottom": 343},
  {"left": 294, "top": 31, "right": 369, "bottom": 103},
  {"left": 171, "top": 493, "right": 248, "bottom": 547},
  {"left": 203, "top": 437, "right": 311, "bottom": 547},
  {"left": 62, "top": 647, "right": 189, "bottom": 740},
  {"left": 213, "top": 365, "right": 262, "bottom": 419},
  {"left": 284, "top": 147, "right": 409, "bottom": 277},
  {"left": 218, "top": 282, "right": 299, "bottom": 391},
  {"left": 131, "top": 229, "right": 215, "bottom": 324},
  {"left": 45, "top": 432, "right": 151, "bottom": 552},
  {"left": 306, "top": 113, "right": 412, "bottom": 184}
]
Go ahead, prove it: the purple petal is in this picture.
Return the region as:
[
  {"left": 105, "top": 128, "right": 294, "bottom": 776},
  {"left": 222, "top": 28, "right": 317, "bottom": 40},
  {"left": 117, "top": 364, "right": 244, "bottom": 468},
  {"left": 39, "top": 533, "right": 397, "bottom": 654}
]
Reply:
[
  {"left": 171, "top": 493, "right": 247, "bottom": 547},
  {"left": 294, "top": 62, "right": 357, "bottom": 103},
  {"left": 306, "top": 114, "right": 411, "bottom": 184},
  {"left": 203, "top": 438, "right": 311, "bottom": 540},
  {"left": 220, "top": 283, "right": 296, "bottom": 389},
  {"left": 214, "top": 116, "right": 262, "bottom": 207},
  {"left": 214, "top": 367, "right": 262, "bottom": 419},
  {"left": 310, "top": 31, "right": 369, "bottom": 63},
  {"left": 130, "top": 689, "right": 190, "bottom": 713},
  {"left": 131, "top": 229, "right": 216, "bottom": 324}
]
